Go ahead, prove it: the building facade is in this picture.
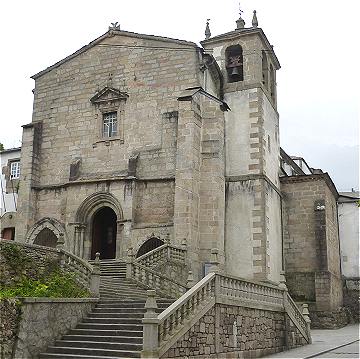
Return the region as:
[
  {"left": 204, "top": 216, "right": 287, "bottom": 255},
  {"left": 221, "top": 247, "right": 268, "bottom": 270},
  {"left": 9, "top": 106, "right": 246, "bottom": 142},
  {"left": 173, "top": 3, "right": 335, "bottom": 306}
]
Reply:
[
  {"left": 15, "top": 14, "right": 284, "bottom": 284},
  {"left": 0, "top": 147, "right": 21, "bottom": 240}
]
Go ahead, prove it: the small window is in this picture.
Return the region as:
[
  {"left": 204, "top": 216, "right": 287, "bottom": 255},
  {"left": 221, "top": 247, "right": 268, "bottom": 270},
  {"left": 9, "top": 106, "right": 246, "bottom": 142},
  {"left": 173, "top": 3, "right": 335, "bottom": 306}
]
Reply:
[
  {"left": 103, "top": 112, "right": 118, "bottom": 138},
  {"left": 10, "top": 161, "right": 20, "bottom": 179}
]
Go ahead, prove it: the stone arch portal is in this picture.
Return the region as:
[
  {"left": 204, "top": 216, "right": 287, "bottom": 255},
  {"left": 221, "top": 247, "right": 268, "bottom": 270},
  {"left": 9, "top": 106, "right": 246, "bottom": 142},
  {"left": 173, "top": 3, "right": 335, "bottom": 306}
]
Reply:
[
  {"left": 74, "top": 192, "right": 124, "bottom": 260},
  {"left": 136, "top": 236, "right": 164, "bottom": 258},
  {"left": 26, "top": 217, "right": 67, "bottom": 248},
  {"left": 91, "top": 206, "right": 117, "bottom": 260}
]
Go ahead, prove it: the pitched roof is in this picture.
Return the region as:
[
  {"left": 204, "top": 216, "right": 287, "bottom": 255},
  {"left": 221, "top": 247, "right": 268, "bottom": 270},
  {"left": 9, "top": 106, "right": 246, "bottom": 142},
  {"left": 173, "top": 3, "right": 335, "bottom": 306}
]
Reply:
[{"left": 31, "top": 29, "right": 198, "bottom": 80}]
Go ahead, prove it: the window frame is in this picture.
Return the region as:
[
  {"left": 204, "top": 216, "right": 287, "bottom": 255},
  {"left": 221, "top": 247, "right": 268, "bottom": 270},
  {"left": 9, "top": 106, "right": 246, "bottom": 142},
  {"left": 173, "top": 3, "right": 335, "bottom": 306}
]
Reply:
[
  {"left": 10, "top": 161, "right": 20, "bottom": 179},
  {"left": 102, "top": 111, "right": 118, "bottom": 138}
]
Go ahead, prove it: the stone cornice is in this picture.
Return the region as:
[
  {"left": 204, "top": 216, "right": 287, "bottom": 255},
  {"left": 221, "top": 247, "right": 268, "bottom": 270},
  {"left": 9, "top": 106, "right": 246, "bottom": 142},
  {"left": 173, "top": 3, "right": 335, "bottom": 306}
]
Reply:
[
  {"left": 31, "top": 176, "right": 175, "bottom": 191},
  {"left": 280, "top": 173, "right": 339, "bottom": 198}
]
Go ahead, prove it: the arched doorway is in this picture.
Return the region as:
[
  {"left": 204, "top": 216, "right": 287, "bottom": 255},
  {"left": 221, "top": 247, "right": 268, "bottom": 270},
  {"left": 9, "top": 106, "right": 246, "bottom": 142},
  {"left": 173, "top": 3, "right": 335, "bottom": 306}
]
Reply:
[
  {"left": 91, "top": 207, "right": 117, "bottom": 260},
  {"left": 33, "top": 228, "right": 58, "bottom": 248},
  {"left": 136, "top": 237, "right": 164, "bottom": 258}
]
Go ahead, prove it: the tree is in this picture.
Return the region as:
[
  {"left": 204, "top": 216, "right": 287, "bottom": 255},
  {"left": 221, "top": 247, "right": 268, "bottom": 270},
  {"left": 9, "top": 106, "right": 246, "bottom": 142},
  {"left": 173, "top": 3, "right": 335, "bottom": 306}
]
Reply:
[{"left": 0, "top": 143, "right": 4, "bottom": 151}]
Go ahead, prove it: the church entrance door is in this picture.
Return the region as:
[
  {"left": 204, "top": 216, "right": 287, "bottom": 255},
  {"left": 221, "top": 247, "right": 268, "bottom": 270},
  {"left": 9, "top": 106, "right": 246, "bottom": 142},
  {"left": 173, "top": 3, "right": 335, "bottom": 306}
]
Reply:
[{"left": 91, "top": 207, "right": 117, "bottom": 260}]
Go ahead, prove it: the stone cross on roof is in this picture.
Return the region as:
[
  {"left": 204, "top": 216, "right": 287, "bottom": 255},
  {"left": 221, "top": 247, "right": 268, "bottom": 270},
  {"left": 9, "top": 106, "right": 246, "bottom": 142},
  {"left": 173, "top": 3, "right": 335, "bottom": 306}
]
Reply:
[
  {"left": 236, "top": 3, "right": 245, "bottom": 29},
  {"left": 109, "top": 21, "right": 120, "bottom": 30}
]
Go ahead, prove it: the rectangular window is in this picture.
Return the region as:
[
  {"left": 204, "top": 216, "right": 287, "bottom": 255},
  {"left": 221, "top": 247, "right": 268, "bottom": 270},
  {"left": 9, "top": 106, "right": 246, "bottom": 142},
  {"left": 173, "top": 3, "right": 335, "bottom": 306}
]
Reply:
[
  {"left": 10, "top": 161, "right": 20, "bottom": 179},
  {"left": 103, "top": 112, "right": 118, "bottom": 138}
]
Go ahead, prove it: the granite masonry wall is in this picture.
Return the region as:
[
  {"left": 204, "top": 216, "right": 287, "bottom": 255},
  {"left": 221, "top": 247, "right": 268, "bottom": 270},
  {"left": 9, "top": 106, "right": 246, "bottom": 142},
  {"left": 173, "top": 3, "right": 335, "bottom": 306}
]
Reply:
[
  {"left": 162, "top": 304, "right": 307, "bottom": 358},
  {"left": 281, "top": 175, "right": 344, "bottom": 328},
  {"left": 12, "top": 298, "right": 97, "bottom": 359}
]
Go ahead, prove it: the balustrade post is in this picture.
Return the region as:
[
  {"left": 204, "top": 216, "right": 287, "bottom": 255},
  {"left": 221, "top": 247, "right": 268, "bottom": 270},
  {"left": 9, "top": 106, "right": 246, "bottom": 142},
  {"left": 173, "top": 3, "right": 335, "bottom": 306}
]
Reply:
[
  {"left": 278, "top": 270, "right": 289, "bottom": 350},
  {"left": 126, "top": 247, "right": 135, "bottom": 279},
  {"left": 186, "top": 270, "right": 194, "bottom": 290},
  {"left": 302, "top": 303, "right": 312, "bottom": 344},
  {"left": 141, "top": 290, "right": 159, "bottom": 359},
  {"left": 90, "top": 252, "right": 101, "bottom": 297},
  {"left": 56, "top": 233, "right": 65, "bottom": 250},
  {"left": 210, "top": 248, "right": 220, "bottom": 273}
]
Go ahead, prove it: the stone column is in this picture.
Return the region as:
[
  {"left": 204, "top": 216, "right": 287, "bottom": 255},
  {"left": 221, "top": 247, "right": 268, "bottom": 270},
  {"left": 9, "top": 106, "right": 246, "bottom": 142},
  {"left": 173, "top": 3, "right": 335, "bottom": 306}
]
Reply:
[
  {"left": 141, "top": 290, "right": 159, "bottom": 358},
  {"left": 90, "top": 252, "right": 100, "bottom": 297},
  {"left": 174, "top": 96, "right": 202, "bottom": 279},
  {"left": 15, "top": 122, "right": 42, "bottom": 242}
]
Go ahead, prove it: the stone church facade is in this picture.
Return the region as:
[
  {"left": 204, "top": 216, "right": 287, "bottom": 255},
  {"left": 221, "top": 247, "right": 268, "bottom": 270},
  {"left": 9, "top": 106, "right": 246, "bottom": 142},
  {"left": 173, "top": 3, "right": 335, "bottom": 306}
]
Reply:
[{"left": 14, "top": 13, "right": 344, "bottom": 325}]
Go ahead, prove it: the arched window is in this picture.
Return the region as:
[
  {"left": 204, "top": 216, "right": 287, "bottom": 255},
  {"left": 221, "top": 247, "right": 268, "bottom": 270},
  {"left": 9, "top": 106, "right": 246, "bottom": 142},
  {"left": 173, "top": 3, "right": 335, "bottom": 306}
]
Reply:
[
  {"left": 136, "top": 237, "right": 164, "bottom": 258},
  {"left": 225, "top": 45, "right": 244, "bottom": 83},
  {"left": 33, "top": 228, "right": 58, "bottom": 248},
  {"left": 262, "top": 50, "right": 269, "bottom": 89}
]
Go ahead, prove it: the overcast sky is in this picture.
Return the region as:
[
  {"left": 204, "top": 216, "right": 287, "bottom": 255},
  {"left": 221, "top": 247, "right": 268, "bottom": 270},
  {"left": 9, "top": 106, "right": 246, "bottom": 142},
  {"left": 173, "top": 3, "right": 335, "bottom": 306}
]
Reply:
[{"left": 0, "top": 0, "right": 358, "bottom": 191}]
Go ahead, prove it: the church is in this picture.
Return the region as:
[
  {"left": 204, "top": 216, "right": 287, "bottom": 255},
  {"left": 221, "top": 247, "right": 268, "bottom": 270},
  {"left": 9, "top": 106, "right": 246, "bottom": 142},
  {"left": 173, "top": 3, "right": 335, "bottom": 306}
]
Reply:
[{"left": 12, "top": 9, "right": 344, "bottom": 328}]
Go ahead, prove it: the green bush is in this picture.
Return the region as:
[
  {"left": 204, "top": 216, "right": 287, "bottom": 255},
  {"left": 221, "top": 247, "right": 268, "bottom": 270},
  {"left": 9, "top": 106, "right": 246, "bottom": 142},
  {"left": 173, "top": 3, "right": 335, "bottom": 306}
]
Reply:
[{"left": 0, "top": 271, "right": 89, "bottom": 299}]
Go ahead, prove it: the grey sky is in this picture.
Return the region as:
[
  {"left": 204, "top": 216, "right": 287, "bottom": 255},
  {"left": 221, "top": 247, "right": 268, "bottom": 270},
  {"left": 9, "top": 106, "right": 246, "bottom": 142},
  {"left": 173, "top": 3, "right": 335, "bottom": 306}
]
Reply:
[{"left": 0, "top": 0, "right": 358, "bottom": 190}]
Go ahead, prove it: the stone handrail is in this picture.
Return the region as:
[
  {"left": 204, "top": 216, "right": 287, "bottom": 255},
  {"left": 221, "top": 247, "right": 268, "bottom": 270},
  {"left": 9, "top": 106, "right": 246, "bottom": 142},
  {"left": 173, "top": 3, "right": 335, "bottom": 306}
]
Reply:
[
  {"left": 217, "top": 273, "right": 284, "bottom": 310},
  {"left": 141, "top": 272, "right": 311, "bottom": 357},
  {"left": 284, "top": 291, "right": 310, "bottom": 340},
  {"left": 131, "top": 262, "right": 187, "bottom": 299},
  {"left": 157, "top": 272, "right": 216, "bottom": 353},
  {"left": 0, "top": 240, "right": 100, "bottom": 296},
  {"left": 136, "top": 243, "right": 186, "bottom": 268},
  {"left": 59, "top": 249, "right": 93, "bottom": 289}
]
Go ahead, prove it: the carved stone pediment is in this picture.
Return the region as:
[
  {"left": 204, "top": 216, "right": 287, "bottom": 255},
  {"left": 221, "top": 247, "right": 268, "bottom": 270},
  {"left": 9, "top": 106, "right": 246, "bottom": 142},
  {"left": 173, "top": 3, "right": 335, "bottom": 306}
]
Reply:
[{"left": 90, "top": 87, "right": 128, "bottom": 106}]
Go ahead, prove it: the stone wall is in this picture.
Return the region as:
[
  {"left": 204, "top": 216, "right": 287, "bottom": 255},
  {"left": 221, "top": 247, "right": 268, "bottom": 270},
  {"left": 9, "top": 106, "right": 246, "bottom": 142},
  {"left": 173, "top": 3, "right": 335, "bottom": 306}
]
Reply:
[
  {"left": 134, "top": 180, "right": 175, "bottom": 226},
  {"left": 162, "top": 304, "right": 307, "bottom": 358},
  {"left": 343, "top": 278, "right": 360, "bottom": 323},
  {"left": 281, "top": 175, "right": 343, "bottom": 314},
  {"left": 0, "top": 298, "right": 20, "bottom": 359},
  {"left": 0, "top": 241, "right": 60, "bottom": 288},
  {"left": 12, "top": 298, "right": 97, "bottom": 359}
]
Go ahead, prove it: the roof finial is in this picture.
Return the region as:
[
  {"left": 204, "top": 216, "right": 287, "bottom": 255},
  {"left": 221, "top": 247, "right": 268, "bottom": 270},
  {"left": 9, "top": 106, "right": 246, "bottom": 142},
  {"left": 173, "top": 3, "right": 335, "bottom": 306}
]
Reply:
[
  {"left": 252, "top": 10, "right": 258, "bottom": 28},
  {"left": 236, "top": 2, "right": 245, "bottom": 30},
  {"left": 109, "top": 21, "right": 120, "bottom": 31},
  {"left": 205, "top": 19, "right": 211, "bottom": 39}
]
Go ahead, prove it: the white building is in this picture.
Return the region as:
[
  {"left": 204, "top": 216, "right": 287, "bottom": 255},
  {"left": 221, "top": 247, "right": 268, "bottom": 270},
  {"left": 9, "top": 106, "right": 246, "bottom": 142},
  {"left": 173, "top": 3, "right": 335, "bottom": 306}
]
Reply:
[
  {"left": 0, "top": 147, "right": 21, "bottom": 239},
  {"left": 338, "top": 191, "right": 360, "bottom": 278}
]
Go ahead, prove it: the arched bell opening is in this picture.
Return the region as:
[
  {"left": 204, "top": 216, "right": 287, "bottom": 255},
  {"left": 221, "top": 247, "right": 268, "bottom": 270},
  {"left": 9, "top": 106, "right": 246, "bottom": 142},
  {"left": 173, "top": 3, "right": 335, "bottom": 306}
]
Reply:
[
  {"left": 136, "top": 237, "right": 164, "bottom": 258},
  {"left": 225, "top": 45, "right": 244, "bottom": 83},
  {"left": 91, "top": 206, "right": 117, "bottom": 260},
  {"left": 33, "top": 227, "right": 58, "bottom": 248}
]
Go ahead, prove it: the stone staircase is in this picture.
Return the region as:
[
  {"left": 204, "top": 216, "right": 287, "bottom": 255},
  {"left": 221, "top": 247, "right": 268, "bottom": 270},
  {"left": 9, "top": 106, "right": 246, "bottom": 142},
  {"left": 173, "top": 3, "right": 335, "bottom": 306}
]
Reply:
[{"left": 39, "top": 260, "right": 174, "bottom": 359}]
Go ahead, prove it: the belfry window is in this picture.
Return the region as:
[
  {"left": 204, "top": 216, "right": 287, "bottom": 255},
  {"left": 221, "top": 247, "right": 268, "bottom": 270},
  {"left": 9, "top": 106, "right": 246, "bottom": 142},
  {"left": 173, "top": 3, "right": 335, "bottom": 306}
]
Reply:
[
  {"left": 225, "top": 45, "right": 244, "bottom": 83},
  {"left": 103, "top": 112, "right": 118, "bottom": 138}
]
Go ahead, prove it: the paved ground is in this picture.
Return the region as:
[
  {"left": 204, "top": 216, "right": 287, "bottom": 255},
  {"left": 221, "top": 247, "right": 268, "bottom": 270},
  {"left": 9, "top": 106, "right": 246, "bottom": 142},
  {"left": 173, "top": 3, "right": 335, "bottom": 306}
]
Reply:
[{"left": 265, "top": 324, "right": 359, "bottom": 358}]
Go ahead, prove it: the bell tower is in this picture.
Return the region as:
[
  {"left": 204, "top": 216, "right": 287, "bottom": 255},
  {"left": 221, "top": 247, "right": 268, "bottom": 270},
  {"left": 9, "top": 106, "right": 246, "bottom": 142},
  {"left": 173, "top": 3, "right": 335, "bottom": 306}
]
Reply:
[{"left": 201, "top": 9, "right": 282, "bottom": 283}]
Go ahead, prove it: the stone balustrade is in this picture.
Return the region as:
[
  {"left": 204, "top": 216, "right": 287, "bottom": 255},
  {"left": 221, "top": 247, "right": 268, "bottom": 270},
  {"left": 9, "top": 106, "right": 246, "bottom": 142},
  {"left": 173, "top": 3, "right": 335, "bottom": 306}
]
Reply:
[
  {"left": 0, "top": 240, "right": 99, "bottom": 296},
  {"left": 141, "top": 270, "right": 311, "bottom": 358},
  {"left": 131, "top": 262, "right": 187, "bottom": 299},
  {"left": 136, "top": 243, "right": 187, "bottom": 268}
]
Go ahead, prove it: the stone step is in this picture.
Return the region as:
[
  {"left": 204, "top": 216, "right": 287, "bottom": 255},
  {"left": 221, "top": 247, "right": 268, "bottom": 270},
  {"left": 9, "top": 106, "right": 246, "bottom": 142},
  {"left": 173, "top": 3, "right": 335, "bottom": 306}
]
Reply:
[
  {"left": 40, "top": 354, "right": 120, "bottom": 359},
  {"left": 62, "top": 335, "right": 142, "bottom": 344},
  {"left": 69, "top": 328, "right": 143, "bottom": 337},
  {"left": 45, "top": 346, "right": 140, "bottom": 358},
  {"left": 88, "top": 312, "right": 145, "bottom": 318},
  {"left": 82, "top": 317, "right": 142, "bottom": 324},
  {"left": 77, "top": 323, "right": 143, "bottom": 331},
  {"left": 54, "top": 340, "right": 142, "bottom": 351}
]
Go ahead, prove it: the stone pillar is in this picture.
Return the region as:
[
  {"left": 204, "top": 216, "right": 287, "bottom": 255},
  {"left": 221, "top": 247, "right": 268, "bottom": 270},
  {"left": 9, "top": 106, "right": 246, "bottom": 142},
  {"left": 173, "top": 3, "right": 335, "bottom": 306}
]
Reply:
[
  {"left": 15, "top": 122, "right": 42, "bottom": 242},
  {"left": 186, "top": 270, "right": 194, "bottom": 290},
  {"left": 302, "top": 303, "right": 312, "bottom": 344},
  {"left": 90, "top": 252, "right": 101, "bottom": 297},
  {"left": 210, "top": 248, "right": 220, "bottom": 273},
  {"left": 141, "top": 290, "right": 159, "bottom": 358},
  {"left": 116, "top": 220, "right": 124, "bottom": 259},
  {"left": 198, "top": 98, "right": 226, "bottom": 272},
  {"left": 126, "top": 247, "right": 135, "bottom": 279},
  {"left": 174, "top": 97, "right": 202, "bottom": 279}
]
